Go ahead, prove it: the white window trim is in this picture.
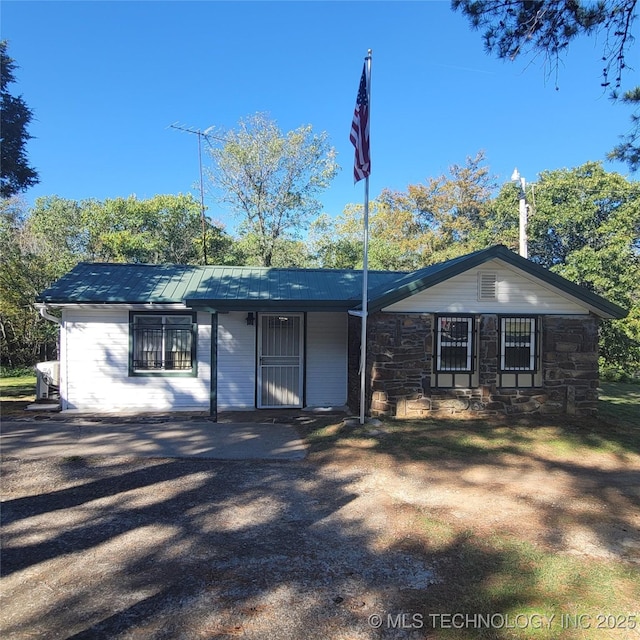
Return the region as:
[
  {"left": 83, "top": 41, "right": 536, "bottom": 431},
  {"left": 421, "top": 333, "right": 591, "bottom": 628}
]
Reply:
[
  {"left": 500, "top": 316, "right": 536, "bottom": 371},
  {"left": 436, "top": 315, "right": 474, "bottom": 372}
]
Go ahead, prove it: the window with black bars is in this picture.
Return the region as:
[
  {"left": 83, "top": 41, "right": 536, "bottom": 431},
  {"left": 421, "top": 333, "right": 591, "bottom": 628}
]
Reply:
[
  {"left": 132, "top": 314, "right": 194, "bottom": 372},
  {"left": 436, "top": 315, "right": 474, "bottom": 372},
  {"left": 500, "top": 316, "right": 537, "bottom": 371}
]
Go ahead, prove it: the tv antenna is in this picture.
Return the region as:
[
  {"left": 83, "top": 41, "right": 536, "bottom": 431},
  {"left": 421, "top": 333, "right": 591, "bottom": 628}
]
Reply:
[{"left": 169, "top": 123, "right": 222, "bottom": 265}]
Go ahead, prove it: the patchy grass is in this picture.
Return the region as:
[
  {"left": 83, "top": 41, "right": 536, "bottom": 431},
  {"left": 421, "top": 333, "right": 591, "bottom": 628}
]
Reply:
[
  {"left": 305, "top": 414, "right": 640, "bottom": 464},
  {"left": 0, "top": 373, "right": 36, "bottom": 417},
  {"left": 301, "top": 382, "right": 640, "bottom": 462},
  {"left": 599, "top": 381, "right": 640, "bottom": 429},
  {"left": 413, "top": 532, "right": 640, "bottom": 639},
  {"left": 299, "top": 384, "right": 640, "bottom": 638}
]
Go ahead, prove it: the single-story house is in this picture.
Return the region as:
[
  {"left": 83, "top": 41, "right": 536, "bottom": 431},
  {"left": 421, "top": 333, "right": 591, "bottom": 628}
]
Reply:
[{"left": 35, "top": 245, "right": 627, "bottom": 418}]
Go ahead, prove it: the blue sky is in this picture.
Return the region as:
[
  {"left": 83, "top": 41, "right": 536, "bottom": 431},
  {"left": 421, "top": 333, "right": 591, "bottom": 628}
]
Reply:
[{"left": 3, "top": 1, "right": 638, "bottom": 233}]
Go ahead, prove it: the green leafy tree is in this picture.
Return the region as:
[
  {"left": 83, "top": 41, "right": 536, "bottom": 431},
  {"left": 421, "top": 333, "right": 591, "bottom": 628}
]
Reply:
[
  {"left": 27, "top": 196, "right": 89, "bottom": 272},
  {"left": 206, "top": 113, "right": 339, "bottom": 267},
  {"left": 0, "top": 199, "right": 57, "bottom": 367},
  {"left": 525, "top": 162, "right": 640, "bottom": 371},
  {"left": 1, "top": 194, "right": 239, "bottom": 368},
  {"left": 26, "top": 193, "right": 237, "bottom": 267},
  {"left": 27, "top": 194, "right": 237, "bottom": 267},
  {"left": 317, "top": 200, "right": 426, "bottom": 271},
  {"left": 368, "top": 151, "right": 504, "bottom": 265},
  {"left": 82, "top": 195, "right": 200, "bottom": 263},
  {"left": 1, "top": 40, "right": 39, "bottom": 197},
  {"left": 308, "top": 214, "right": 361, "bottom": 269},
  {"left": 203, "top": 222, "right": 239, "bottom": 266},
  {"left": 233, "top": 233, "right": 313, "bottom": 268},
  {"left": 452, "top": 0, "right": 640, "bottom": 170},
  {"left": 405, "top": 151, "right": 499, "bottom": 260},
  {"left": 315, "top": 152, "right": 505, "bottom": 270},
  {"left": 527, "top": 163, "right": 639, "bottom": 269}
]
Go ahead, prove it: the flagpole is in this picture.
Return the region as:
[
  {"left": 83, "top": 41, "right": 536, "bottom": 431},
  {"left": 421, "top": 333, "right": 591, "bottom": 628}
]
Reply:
[{"left": 359, "top": 50, "right": 372, "bottom": 426}]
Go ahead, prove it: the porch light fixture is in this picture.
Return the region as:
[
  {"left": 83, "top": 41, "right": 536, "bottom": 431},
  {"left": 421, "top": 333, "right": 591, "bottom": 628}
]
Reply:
[{"left": 246, "top": 312, "right": 255, "bottom": 326}]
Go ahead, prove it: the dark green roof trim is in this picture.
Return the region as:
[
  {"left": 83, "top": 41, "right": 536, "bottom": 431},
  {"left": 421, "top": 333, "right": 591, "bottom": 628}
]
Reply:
[
  {"left": 365, "top": 251, "right": 480, "bottom": 311},
  {"left": 185, "top": 299, "right": 357, "bottom": 312},
  {"left": 364, "top": 245, "right": 628, "bottom": 319},
  {"left": 499, "top": 248, "right": 628, "bottom": 319}
]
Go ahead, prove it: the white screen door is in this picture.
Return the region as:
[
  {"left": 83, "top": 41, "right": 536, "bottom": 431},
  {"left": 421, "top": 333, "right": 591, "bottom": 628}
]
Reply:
[{"left": 258, "top": 314, "right": 304, "bottom": 408}]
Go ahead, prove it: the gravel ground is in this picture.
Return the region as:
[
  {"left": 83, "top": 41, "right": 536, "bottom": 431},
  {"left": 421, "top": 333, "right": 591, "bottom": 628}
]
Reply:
[
  {"left": 1, "top": 439, "right": 639, "bottom": 639},
  {"left": 2, "top": 455, "right": 438, "bottom": 640}
]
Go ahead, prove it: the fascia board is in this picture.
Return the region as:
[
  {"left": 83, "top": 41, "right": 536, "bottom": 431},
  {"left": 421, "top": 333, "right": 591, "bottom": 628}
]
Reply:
[
  {"left": 36, "top": 302, "right": 189, "bottom": 311},
  {"left": 495, "top": 251, "right": 628, "bottom": 319},
  {"left": 185, "top": 299, "right": 355, "bottom": 313}
]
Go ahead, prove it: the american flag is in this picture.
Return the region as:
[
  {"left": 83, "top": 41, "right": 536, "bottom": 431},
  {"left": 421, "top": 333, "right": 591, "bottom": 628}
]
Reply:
[{"left": 350, "top": 62, "right": 370, "bottom": 183}]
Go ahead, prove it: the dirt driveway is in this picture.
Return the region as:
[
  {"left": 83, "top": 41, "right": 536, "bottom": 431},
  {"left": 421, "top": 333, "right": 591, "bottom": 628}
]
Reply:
[
  {"left": 1, "top": 417, "right": 639, "bottom": 639},
  {"left": 2, "top": 455, "right": 435, "bottom": 640}
]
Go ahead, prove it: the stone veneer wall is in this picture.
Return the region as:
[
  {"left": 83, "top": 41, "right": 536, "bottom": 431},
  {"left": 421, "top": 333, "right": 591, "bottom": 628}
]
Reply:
[
  {"left": 347, "top": 312, "right": 600, "bottom": 418},
  {"left": 540, "top": 315, "right": 600, "bottom": 416}
]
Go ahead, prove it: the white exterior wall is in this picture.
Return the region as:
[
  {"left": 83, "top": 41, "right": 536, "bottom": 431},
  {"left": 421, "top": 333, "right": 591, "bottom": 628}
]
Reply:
[
  {"left": 59, "top": 307, "right": 348, "bottom": 413},
  {"left": 216, "top": 311, "right": 348, "bottom": 410},
  {"left": 60, "top": 308, "right": 211, "bottom": 412},
  {"left": 216, "top": 312, "right": 256, "bottom": 410},
  {"left": 306, "top": 312, "right": 348, "bottom": 407},
  {"left": 383, "top": 260, "right": 589, "bottom": 314}
]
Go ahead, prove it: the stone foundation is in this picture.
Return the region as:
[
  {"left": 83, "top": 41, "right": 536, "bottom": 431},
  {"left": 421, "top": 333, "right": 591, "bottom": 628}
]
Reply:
[{"left": 347, "top": 312, "right": 600, "bottom": 418}]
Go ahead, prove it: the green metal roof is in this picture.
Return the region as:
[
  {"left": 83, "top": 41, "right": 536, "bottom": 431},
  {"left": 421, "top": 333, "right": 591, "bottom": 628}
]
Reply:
[
  {"left": 36, "top": 262, "right": 404, "bottom": 311},
  {"left": 36, "top": 246, "right": 628, "bottom": 319}
]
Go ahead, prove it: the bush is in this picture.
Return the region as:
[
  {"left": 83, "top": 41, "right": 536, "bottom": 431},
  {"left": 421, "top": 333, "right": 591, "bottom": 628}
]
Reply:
[
  {"left": 599, "top": 362, "right": 640, "bottom": 384},
  {"left": 0, "top": 366, "right": 37, "bottom": 378}
]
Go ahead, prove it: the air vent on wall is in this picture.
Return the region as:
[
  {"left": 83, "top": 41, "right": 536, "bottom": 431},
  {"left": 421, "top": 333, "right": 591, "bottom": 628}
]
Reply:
[{"left": 478, "top": 272, "right": 497, "bottom": 301}]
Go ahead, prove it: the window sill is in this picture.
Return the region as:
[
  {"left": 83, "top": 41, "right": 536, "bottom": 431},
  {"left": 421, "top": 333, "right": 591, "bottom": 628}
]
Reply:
[{"left": 130, "top": 370, "right": 197, "bottom": 378}]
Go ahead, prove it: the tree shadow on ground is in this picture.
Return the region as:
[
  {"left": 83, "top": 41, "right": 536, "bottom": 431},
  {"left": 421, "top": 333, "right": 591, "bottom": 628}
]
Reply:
[
  {"left": 2, "top": 399, "right": 639, "bottom": 640},
  {"left": 2, "top": 457, "right": 409, "bottom": 639},
  {"left": 308, "top": 414, "right": 640, "bottom": 568},
  {"left": 4, "top": 450, "right": 631, "bottom": 640}
]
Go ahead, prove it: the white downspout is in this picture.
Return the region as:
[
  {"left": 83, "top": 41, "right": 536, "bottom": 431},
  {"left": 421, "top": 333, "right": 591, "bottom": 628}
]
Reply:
[{"left": 37, "top": 304, "right": 62, "bottom": 325}]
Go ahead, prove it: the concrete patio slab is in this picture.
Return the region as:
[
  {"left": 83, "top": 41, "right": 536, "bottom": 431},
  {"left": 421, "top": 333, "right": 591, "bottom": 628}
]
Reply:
[{"left": 0, "top": 420, "right": 307, "bottom": 460}]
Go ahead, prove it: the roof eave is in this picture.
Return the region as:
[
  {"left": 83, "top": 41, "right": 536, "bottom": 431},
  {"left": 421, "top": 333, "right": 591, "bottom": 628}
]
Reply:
[
  {"left": 185, "top": 299, "right": 355, "bottom": 312},
  {"left": 494, "top": 248, "right": 628, "bottom": 319},
  {"left": 366, "top": 246, "right": 505, "bottom": 312},
  {"left": 366, "top": 245, "right": 628, "bottom": 319}
]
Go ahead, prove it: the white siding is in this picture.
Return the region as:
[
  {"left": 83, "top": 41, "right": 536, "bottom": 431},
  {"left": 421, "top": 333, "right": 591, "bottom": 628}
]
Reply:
[
  {"left": 61, "top": 308, "right": 211, "bottom": 412},
  {"left": 216, "top": 312, "right": 256, "bottom": 410},
  {"left": 306, "top": 312, "right": 348, "bottom": 407},
  {"left": 215, "top": 311, "right": 348, "bottom": 410},
  {"left": 383, "top": 260, "right": 588, "bottom": 315}
]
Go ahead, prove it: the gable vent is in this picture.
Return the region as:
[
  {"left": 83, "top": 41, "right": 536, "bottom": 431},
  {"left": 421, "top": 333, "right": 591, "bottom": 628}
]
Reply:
[{"left": 478, "top": 272, "right": 497, "bottom": 301}]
